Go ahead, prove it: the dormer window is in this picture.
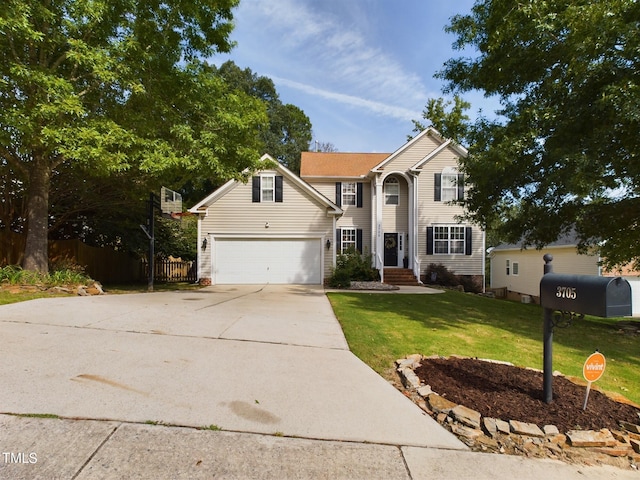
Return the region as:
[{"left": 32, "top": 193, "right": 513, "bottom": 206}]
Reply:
[{"left": 384, "top": 177, "right": 399, "bottom": 205}]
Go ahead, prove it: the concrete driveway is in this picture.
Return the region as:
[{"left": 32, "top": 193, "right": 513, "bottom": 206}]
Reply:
[
  {"left": 2, "top": 285, "right": 634, "bottom": 479},
  {"left": 0, "top": 284, "right": 460, "bottom": 447}
]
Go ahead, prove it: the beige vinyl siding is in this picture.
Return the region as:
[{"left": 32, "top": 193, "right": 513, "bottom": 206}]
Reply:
[
  {"left": 308, "top": 179, "right": 336, "bottom": 202},
  {"left": 491, "top": 247, "right": 600, "bottom": 297},
  {"left": 382, "top": 175, "right": 408, "bottom": 234},
  {"left": 308, "top": 179, "right": 373, "bottom": 253},
  {"left": 199, "top": 171, "right": 335, "bottom": 280},
  {"left": 378, "top": 132, "right": 443, "bottom": 173},
  {"left": 415, "top": 146, "right": 483, "bottom": 276}
]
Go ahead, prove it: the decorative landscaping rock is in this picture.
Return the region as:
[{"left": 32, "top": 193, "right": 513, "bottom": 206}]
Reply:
[
  {"left": 427, "top": 393, "right": 456, "bottom": 414},
  {"left": 451, "top": 404, "right": 482, "bottom": 429},
  {"left": 398, "top": 367, "right": 421, "bottom": 389},
  {"left": 393, "top": 354, "right": 640, "bottom": 471},
  {"left": 348, "top": 281, "right": 399, "bottom": 291},
  {"left": 510, "top": 420, "right": 545, "bottom": 438},
  {"left": 450, "top": 423, "right": 484, "bottom": 443},
  {"left": 566, "top": 429, "right": 617, "bottom": 447},
  {"left": 495, "top": 419, "right": 511, "bottom": 435},
  {"left": 396, "top": 354, "right": 422, "bottom": 370},
  {"left": 620, "top": 421, "right": 640, "bottom": 434},
  {"left": 76, "top": 282, "right": 105, "bottom": 296},
  {"left": 417, "top": 385, "right": 433, "bottom": 397},
  {"left": 594, "top": 446, "right": 635, "bottom": 457},
  {"left": 482, "top": 417, "right": 497, "bottom": 436}
]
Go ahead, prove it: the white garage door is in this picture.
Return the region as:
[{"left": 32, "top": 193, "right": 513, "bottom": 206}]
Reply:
[{"left": 213, "top": 238, "right": 322, "bottom": 284}]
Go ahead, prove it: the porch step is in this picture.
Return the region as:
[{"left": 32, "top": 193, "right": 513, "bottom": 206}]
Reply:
[{"left": 383, "top": 268, "right": 420, "bottom": 286}]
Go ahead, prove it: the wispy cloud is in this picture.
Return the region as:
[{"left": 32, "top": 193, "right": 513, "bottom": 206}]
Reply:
[
  {"left": 271, "top": 76, "right": 420, "bottom": 122},
  {"left": 239, "top": 0, "right": 430, "bottom": 119}
]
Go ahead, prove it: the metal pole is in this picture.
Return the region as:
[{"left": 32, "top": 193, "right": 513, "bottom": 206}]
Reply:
[
  {"left": 543, "top": 253, "right": 553, "bottom": 403},
  {"left": 148, "top": 193, "right": 155, "bottom": 292}
]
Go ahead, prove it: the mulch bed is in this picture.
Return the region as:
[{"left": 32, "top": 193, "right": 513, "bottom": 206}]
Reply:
[{"left": 414, "top": 357, "right": 640, "bottom": 434}]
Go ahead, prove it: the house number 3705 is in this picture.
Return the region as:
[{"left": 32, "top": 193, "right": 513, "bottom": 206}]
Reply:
[{"left": 556, "top": 286, "right": 577, "bottom": 299}]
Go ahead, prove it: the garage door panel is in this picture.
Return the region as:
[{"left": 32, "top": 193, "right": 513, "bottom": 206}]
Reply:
[{"left": 214, "top": 238, "right": 321, "bottom": 284}]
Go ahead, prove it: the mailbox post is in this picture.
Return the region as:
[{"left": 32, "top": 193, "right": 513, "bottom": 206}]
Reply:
[
  {"left": 542, "top": 254, "right": 554, "bottom": 403},
  {"left": 540, "top": 255, "right": 632, "bottom": 403}
]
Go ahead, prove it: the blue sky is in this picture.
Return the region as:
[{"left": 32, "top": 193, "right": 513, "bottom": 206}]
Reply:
[{"left": 214, "top": 0, "right": 494, "bottom": 153}]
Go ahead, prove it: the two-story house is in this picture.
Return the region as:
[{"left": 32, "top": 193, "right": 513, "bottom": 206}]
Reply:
[{"left": 189, "top": 127, "right": 485, "bottom": 287}]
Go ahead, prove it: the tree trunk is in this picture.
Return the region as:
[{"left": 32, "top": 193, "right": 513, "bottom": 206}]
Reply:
[{"left": 22, "top": 156, "right": 51, "bottom": 274}]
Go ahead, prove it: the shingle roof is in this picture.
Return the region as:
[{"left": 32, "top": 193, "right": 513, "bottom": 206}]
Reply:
[
  {"left": 491, "top": 230, "right": 581, "bottom": 251},
  {"left": 299, "top": 152, "right": 390, "bottom": 178}
]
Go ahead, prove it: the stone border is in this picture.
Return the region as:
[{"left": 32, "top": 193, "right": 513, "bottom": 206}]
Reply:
[{"left": 395, "top": 354, "right": 640, "bottom": 470}]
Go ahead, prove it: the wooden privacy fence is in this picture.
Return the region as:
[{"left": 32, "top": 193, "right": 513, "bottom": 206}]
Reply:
[
  {"left": 1, "top": 232, "right": 143, "bottom": 284},
  {"left": 1, "top": 232, "right": 195, "bottom": 284},
  {"left": 141, "top": 259, "right": 197, "bottom": 283},
  {"left": 49, "top": 239, "right": 143, "bottom": 284}
]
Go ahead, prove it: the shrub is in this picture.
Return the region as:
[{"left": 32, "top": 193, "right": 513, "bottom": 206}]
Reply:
[
  {"left": 0, "top": 265, "right": 41, "bottom": 285},
  {"left": 425, "top": 263, "right": 481, "bottom": 293},
  {"left": 328, "top": 247, "right": 379, "bottom": 288},
  {"left": 328, "top": 268, "right": 351, "bottom": 289},
  {"left": 0, "top": 262, "right": 92, "bottom": 287}
]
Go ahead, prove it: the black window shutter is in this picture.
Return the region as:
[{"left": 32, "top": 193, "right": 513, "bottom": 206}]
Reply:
[
  {"left": 434, "top": 174, "right": 441, "bottom": 202},
  {"left": 457, "top": 174, "right": 465, "bottom": 200},
  {"left": 356, "top": 229, "right": 363, "bottom": 253},
  {"left": 465, "top": 227, "right": 472, "bottom": 255},
  {"left": 335, "top": 182, "right": 342, "bottom": 207},
  {"left": 426, "top": 227, "right": 434, "bottom": 255},
  {"left": 252, "top": 176, "right": 260, "bottom": 203},
  {"left": 275, "top": 176, "right": 283, "bottom": 202},
  {"left": 336, "top": 229, "right": 342, "bottom": 253},
  {"left": 356, "top": 183, "right": 363, "bottom": 208}
]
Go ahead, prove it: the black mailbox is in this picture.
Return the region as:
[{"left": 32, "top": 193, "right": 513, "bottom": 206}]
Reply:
[{"left": 540, "top": 274, "right": 632, "bottom": 318}]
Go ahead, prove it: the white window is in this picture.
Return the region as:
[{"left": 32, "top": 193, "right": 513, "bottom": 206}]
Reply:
[
  {"left": 434, "top": 225, "right": 465, "bottom": 255},
  {"left": 512, "top": 262, "right": 519, "bottom": 276},
  {"left": 384, "top": 177, "right": 399, "bottom": 205},
  {"left": 342, "top": 182, "right": 356, "bottom": 206},
  {"left": 341, "top": 228, "right": 356, "bottom": 252},
  {"left": 441, "top": 167, "right": 459, "bottom": 202},
  {"left": 506, "top": 259, "right": 511, "bottom": 275},
  {"left": 261, "top": 175, "right": 274, "bottom": 202}
]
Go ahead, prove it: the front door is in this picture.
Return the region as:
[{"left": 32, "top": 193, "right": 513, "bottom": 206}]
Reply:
[{"left": 384, "top": 233, "right": 398, "bottom": 266}]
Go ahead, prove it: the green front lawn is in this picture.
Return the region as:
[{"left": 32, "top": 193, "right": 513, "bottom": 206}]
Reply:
[{"left": 327, "top": 290, "right": 640, "bottom": 405}]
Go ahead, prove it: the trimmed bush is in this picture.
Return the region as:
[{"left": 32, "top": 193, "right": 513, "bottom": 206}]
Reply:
[{"left": 328, "top": 247, "right": 379, "bottom": 288}]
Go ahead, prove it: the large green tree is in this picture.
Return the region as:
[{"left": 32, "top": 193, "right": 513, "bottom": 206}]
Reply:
[
  {"left": 215, "top": 61, "right": 312, "bottom": 174},
  {"left": 439, "top": 0, "right": 640, "bottom": 269},
  {"left": 0, "top": 0, "right": 268, "bottom": 273},
  {"left": 411, "top": 96, "right": 471, "bottom": 145}
]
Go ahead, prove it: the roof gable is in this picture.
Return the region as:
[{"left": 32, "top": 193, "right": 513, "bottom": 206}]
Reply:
[
  {"left": 300, "top": 152, "right": 389, "bottom": 178},
  {"left": 189, "top": 154, "right": 342, "bottom": 214},
  {"left": 372, "top": 127, "right": 468, "bottom": 172}
]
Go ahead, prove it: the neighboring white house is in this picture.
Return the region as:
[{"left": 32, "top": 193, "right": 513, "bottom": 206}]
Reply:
[{"left": 190, "top": 128, "right": 485, "bottom": 286}]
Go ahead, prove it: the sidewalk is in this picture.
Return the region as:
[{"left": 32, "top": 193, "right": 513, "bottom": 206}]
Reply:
[{"left": 2, "top": 414, "right": 637, "bottom": 480}]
